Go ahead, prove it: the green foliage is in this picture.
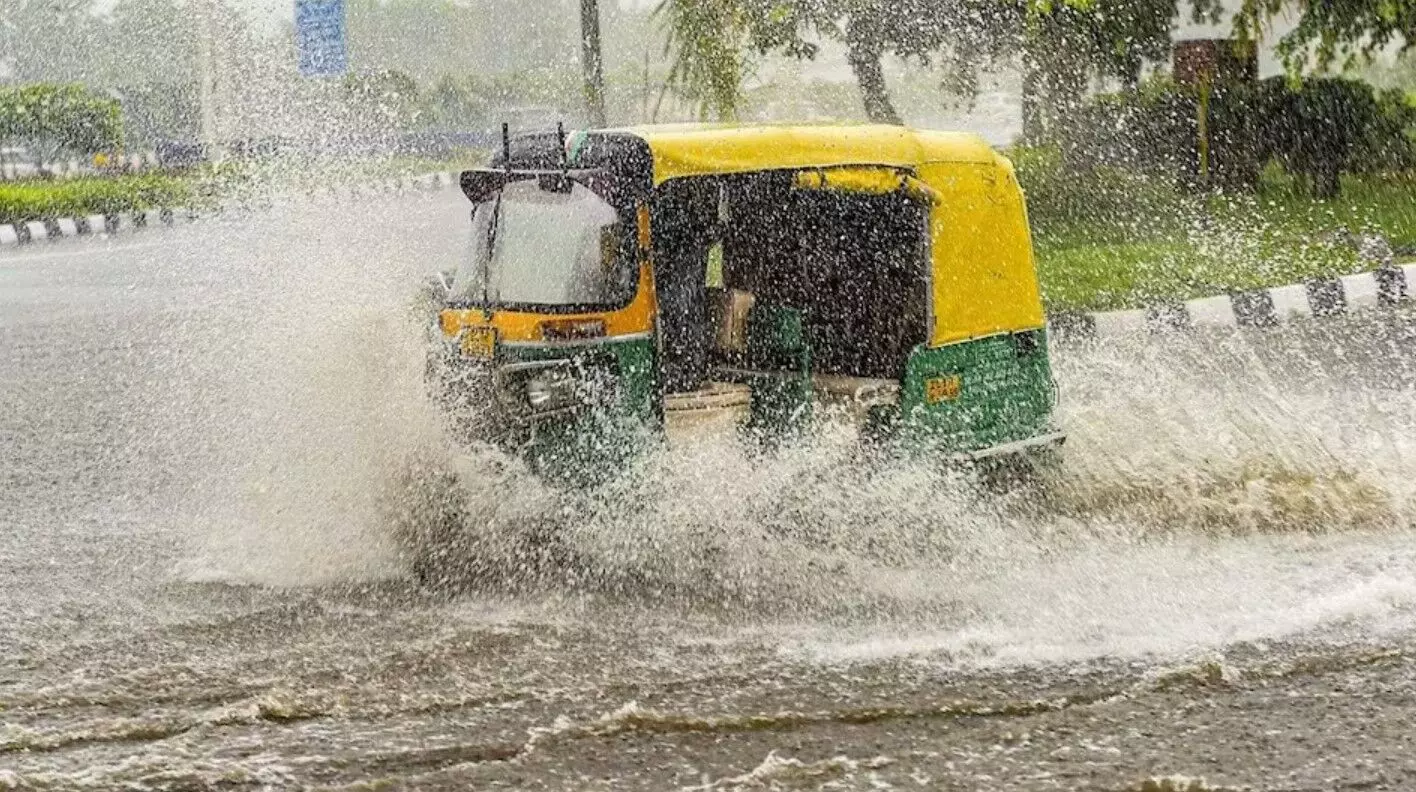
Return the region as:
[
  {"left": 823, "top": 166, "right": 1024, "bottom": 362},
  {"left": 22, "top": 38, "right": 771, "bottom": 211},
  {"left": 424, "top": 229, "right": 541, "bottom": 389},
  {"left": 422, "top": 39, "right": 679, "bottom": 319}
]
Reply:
[
  {"left": 654, "top": 0, "right": 755, "bottom": 120},
  {"left": 112, "top": 82, "right": 200, "bottom": 148},
  {"left": 1256, "top": 77, "right": 1383, "bottom": 197},
  {"left": 1363, "top": 87, "right": 1416, "bottom": 172},
  {"left": 1069, "top": 75, "right": 1415, "bottom": 198},
  {"left": 1235, "top": 0, "right": 1414, "bottom": 74},
  {"left": 1018, "top": 145, "right": 1416, "bottom": 312},
  {"left": 0, "top": 84, "right": 124, "bottom": 159},
  {"left": 422, "top": 77, "right": 489, "bottom": 131},
  {"left": 1031, "top": 170, "right": 1416, "bottom": 312},
  {"left": 654, "top": 0, "right": 1221, "bottom": 128},
  {"left": 0, "top": 173, "right": 193, "bottom": 226}
]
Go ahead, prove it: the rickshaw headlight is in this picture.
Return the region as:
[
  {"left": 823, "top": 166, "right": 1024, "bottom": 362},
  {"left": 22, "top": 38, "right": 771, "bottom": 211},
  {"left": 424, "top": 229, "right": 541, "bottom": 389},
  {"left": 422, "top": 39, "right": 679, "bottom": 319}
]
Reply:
[
  {"left": 522, "top": 375, "right": 581, "bottom": 414},
  {"left": 525, "top": 377, "right": 556, "bottom": 408},
  {"left": 497, "top": 356, "right": 616, "bottom": 419}
]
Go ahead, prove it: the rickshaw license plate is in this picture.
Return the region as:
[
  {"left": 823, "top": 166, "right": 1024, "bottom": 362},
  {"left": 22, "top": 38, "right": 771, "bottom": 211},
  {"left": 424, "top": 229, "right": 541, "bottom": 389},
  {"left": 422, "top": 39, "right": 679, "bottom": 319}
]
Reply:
[
  {"left": 925, "top": 375, "right": 962, "bottom": 404},
  {"left": 460, "top": 327, "right": 496, "bottom": 359}
]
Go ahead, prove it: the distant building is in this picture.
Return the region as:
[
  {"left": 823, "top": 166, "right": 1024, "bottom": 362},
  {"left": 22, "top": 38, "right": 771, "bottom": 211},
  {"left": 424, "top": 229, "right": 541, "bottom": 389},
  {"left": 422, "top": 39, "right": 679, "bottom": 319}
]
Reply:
[{"left": 1173, "top": 39, "right": 1259, "bottom": 87}]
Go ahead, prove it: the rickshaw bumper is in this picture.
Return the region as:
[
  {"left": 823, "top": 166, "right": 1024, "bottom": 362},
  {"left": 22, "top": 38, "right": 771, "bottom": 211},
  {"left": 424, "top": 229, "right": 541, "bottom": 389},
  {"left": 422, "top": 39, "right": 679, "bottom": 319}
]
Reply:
[{"left": 950, "top": 430, "right": 1066, "bottom": 464}]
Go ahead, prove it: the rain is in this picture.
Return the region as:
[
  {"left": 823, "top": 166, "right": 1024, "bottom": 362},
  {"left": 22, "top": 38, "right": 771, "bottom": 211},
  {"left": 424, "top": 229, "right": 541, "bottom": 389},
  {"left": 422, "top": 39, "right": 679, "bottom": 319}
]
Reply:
[{"left": 2, "top": 0, "right": 1416, "bottom": 789}]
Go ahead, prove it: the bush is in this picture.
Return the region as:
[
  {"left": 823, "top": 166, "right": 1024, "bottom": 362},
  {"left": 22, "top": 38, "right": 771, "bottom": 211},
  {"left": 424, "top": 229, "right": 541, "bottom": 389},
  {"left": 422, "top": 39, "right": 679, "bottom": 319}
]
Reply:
[
  {"left": 0, "top": 174, "right": 194, "bottom": 225},
  {"left": 1063, "top": 81, "right": 1194, "bottom": 176},
  {"left": 1249, "top": 77, "right": 1379, "bottom": 198},
  {"left": 1068, "top": 75, "right": 1415, "bottom": 198},
  {"left": 1360, "top": 87, "right": 1416, "bottom": 173}
]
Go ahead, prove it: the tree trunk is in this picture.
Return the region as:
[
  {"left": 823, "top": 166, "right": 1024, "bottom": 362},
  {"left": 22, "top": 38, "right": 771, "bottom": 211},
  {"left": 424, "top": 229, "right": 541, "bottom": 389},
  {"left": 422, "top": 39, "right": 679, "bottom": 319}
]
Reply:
[
  {"left": 847, "top": 43, "right": 901, "bottom": 124},
  {"left": 845, "top": 16, "right": 901, "bottom": 126}
]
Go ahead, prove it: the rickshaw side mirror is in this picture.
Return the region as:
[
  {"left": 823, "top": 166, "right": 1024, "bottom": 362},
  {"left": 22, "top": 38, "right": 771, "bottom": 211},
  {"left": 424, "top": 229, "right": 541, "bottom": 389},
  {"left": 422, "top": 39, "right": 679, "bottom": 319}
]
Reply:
[{"left": 460, "top": 170, "right": 509, "bottom": 203}]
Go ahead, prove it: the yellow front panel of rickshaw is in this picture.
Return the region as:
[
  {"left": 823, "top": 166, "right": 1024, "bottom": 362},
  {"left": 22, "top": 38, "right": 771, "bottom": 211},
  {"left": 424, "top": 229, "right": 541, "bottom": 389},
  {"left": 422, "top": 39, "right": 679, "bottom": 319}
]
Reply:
[{"left": 438, "top": 260, "right": 657, "bottom": 344}]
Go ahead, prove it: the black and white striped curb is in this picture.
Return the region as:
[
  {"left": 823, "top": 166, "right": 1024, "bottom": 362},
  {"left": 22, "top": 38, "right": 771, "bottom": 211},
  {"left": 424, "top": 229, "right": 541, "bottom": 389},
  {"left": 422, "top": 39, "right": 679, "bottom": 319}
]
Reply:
[
  {"left": 0, "top": 171, "right": 459, "bottom": 250},
  {"left": 1049, "top": 261, "right": 1416, "bottom": 342},
  {"left": 0, "top": 208, "right": 204, "bottom": 245}
]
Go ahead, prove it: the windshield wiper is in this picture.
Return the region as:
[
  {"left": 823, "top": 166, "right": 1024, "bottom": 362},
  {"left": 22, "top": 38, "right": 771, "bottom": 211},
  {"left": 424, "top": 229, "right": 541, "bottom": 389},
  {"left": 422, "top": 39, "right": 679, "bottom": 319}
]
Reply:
[
  {"left": 481, "top": 192, "right": 503, "bottom": 314},
  {"left": 481, "top": 123, "right": 514, "bottom": 317}
]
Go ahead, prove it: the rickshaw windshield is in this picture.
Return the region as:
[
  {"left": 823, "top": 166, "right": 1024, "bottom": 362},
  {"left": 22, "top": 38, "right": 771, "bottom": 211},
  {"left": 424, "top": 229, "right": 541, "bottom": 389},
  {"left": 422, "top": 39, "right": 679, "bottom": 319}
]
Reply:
[{"left": 449, "top": 179, "right": 635, "bottom": 309}]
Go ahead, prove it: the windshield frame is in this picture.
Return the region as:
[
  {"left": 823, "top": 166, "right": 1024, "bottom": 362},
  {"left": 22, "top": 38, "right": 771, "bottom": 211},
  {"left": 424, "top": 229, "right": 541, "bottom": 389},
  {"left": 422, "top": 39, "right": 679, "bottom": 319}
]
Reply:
[{"left": 446, "top": 172, "right": 644, "bottom": 315}]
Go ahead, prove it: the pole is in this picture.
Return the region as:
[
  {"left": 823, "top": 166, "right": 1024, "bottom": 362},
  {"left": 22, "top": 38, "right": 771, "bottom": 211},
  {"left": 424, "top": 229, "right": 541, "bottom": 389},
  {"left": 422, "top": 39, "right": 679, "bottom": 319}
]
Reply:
[
  {"left": 196, "top": 0, "right": 222, "bottom": 161},
  {"left": 579, "top": 0, "right": 607, "bottom": 128}
]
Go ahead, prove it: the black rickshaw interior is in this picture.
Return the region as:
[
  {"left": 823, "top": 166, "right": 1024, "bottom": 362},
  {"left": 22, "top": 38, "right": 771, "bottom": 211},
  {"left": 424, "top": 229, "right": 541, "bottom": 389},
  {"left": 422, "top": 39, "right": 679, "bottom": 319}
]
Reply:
[{"left": 651, "top": 170, "right": 931, "bottom": 404}]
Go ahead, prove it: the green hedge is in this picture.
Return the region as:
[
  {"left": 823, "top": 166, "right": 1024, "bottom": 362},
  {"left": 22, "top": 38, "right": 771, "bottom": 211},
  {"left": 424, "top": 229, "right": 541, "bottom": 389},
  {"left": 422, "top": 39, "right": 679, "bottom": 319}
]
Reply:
[{"left": 0, "top": 174, "right": 194, "bottom": 226}]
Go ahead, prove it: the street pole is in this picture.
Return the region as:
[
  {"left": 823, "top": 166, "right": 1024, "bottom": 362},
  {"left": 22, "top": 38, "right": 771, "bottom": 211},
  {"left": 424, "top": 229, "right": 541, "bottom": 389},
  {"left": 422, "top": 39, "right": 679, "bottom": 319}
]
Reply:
[
  {"left": 579, "top": 0, "right": 607, "bottom": 128},
  {"left": 196, "top": 0, "right": 222, "bottom": 161}
]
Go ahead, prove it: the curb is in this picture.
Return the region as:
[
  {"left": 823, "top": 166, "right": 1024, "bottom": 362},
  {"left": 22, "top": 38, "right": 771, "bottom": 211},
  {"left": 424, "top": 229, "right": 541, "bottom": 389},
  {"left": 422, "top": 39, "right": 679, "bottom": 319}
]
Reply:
[
  {"left": 0, "top": 208, "right": 201, "bottom": 245},
  {"left": 0, "top": 170, "right": 461, "bottom": 251},
  {"left": 1048, "top": 262, "right": 1416, "bottom": 343}
]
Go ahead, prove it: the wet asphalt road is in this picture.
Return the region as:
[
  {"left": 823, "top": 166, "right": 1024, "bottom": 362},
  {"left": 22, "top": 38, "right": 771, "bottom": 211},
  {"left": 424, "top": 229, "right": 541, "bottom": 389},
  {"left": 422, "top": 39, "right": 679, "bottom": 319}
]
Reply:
[{"left": 3, "top": 192, "right": 1416, "bottom": 790}]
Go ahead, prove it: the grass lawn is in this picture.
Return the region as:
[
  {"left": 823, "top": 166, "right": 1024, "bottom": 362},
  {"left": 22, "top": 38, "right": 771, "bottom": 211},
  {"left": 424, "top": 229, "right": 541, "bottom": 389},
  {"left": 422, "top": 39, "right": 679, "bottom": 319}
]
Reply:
[{"left": 1031, "top": 170, "right": 1416, "bottom": 313}]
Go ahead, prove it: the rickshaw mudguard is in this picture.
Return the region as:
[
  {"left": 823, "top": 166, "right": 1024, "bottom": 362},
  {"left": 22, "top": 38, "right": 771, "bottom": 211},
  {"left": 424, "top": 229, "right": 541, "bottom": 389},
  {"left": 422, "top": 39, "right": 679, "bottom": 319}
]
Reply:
[{"left": 896, "top": 328, "right": 1058, "bottom": 456}]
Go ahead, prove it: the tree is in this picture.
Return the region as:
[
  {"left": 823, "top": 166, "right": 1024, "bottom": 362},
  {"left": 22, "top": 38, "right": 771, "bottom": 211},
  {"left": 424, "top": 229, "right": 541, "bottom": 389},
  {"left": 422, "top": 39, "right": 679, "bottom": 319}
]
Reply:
[
  {"left": 580, "top": 0, "right": 608, "bottom": 127},
  {"left": 0, "top": 83, "right": 124, "bottom": 159},
  {"left": 423, "top": 76, "right": 488, "bottom": 131},
  {"left": 1019, "top": 0, "right": 1226, "bottom": 143},
  {"left": 657, "top": 0, "right": 1016, "bottom": 124},
  {"left": 344, "top": 69, "right": 421, "bottom": 132},
  {"left": 1235, "top": 0, "right": 1414, "bottom": 73},
  {"left": 656, "top": 0, "right": 1220, "bottom": 130},
  {"left": 655, "top": 0, "right": 757, "bottom": 120}
]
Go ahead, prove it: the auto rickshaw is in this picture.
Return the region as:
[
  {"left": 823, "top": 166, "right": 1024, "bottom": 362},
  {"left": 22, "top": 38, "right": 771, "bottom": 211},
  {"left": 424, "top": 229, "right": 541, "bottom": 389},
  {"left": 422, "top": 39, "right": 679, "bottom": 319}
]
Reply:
[{"left": 424, "top": 123, "right": 1063, "bottom": 482}]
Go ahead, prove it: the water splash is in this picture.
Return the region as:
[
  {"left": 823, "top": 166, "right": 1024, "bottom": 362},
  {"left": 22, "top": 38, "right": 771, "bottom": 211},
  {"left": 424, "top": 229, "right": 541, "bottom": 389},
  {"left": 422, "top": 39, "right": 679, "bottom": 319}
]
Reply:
[{"left": 184, "top": 240, "right": 1416, "bottom": 606}]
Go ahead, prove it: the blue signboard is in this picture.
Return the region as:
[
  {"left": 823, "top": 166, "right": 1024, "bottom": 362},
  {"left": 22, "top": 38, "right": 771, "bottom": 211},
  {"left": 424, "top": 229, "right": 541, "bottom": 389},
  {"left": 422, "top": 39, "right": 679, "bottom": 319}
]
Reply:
[{"left": 295, "top": 0, "right": 348, "bottom": 78}]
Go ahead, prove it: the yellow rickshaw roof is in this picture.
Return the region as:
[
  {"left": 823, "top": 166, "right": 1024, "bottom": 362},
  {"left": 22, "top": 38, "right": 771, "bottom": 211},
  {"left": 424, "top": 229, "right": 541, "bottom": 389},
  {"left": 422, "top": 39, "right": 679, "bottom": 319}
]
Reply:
[{"left": 615, "top": 123, "right": 1004, "bottom": 185}]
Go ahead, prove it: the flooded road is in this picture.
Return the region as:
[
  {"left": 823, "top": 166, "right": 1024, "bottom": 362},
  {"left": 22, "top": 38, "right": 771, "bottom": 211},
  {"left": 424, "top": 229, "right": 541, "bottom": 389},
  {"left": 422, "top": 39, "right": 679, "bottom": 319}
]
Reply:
[{"left": 3, "top": 191, "right": 1416, "bottom": 790}]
